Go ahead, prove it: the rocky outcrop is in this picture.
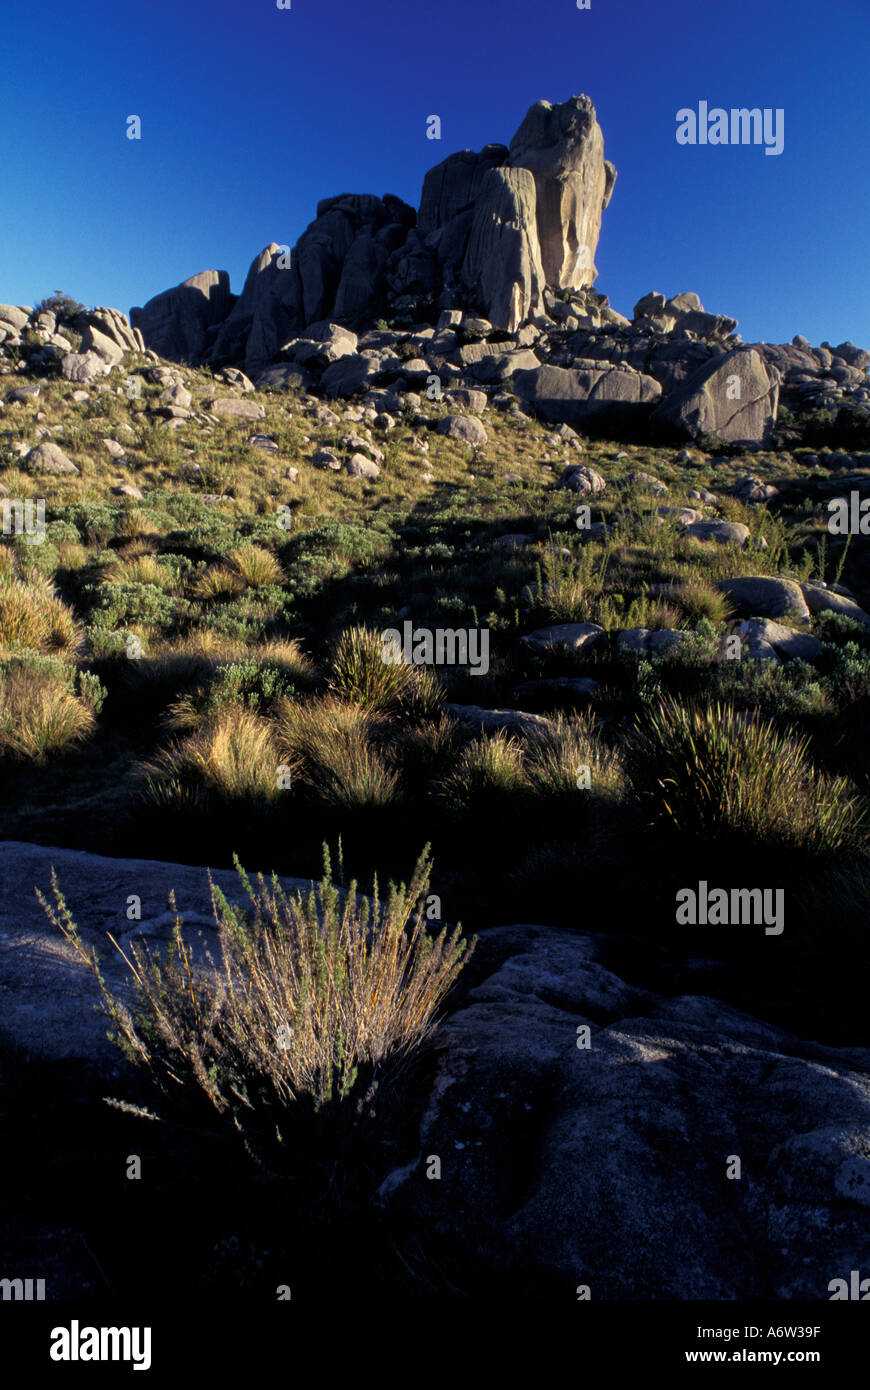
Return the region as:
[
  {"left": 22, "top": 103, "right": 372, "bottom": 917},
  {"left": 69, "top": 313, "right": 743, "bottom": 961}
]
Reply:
[
  {"left": 131, "top": 270, "right": 234, "bottom": 363},
  {"left": 130, "top": 94, "right": 617, "bottom": 361},
  {"left": 514, "top": 361, "right": 661, "bottom": 427},
  {"left": 506, "top": 94, "right": 616, "bottom": 290},
  {"left": 460, "top": 166, "right": 546, "bottom": 332}
]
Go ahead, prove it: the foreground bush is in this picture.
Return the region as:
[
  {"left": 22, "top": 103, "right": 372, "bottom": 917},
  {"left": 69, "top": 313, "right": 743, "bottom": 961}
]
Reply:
[
  {"left": 634, "top": 696, "right": 868, "bottom": 855},
  {"left": 38, "top": 847, "right": 474, "bottom": 1160}
]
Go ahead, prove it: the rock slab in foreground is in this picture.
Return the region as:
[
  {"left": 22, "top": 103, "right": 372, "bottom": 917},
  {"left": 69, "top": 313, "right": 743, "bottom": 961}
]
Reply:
[
  {"left": 379, "top": 922, "right": 870, "bottom": 1298},
  {"left": 0, "top": 841, "right": 312, "bottom": 1067}
]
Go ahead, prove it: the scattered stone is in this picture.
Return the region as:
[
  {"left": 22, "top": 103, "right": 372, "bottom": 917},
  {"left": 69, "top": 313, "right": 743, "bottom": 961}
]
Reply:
[
  {"left": 61, "top": 351, "right": 112, "bottom": 384},
  {"left": 447, "top": 388, "right": 488, "bottom": 415},
  {"left": 437, "top": 414, "right": 488, "bottom": 446},
  {"left": 556, "top": 463, "right": 606, "bottom": 495},
  {"left": 630, "top": 470, "right": 669, "bottom": 495},
  {"left": 444, "top": 704, "right": 556, "bottom": 738},
  {"left": 342, "top": 433, "right": 384, "bottom": 463},
  {"left": 24, "top": 441, "right": 79, "bottom": 475},
  {"left": 684, "top": 520, "right": 750, "bottom": 546},
  {"left": 346, "top": 453, "right": 381, "bottom": 479},
  {"left": 799, "top": 583, "right": 870, "bottom": 628},
  {"left": 160, "top": 384, "right": 192, "bottom": 410},
  {"left": 718, "top": 576, "right": 811, "bottom": 621},
  {"left": 520, "top": 622, "right": 607, "bottom": 656},
  {"left": 492, "top": 533, "right": 534, "bottom": 551},
  {"left": 616, "top": 628, "right": 689, "bottom": 657},
  {"left": 731, "top": 619, "right": 821, "bottom": 662},
  {"left": 511, "top": 677, "right": 600, "bottom": 709},
  {"left": 733, "top": 474, "right": 779, "bottom": 503},
  {"left": 312, "top": 449, "right": 341, "bottom": 471},
  {"left": 210, "top": 397, "right": 265, "bottom": 421}
]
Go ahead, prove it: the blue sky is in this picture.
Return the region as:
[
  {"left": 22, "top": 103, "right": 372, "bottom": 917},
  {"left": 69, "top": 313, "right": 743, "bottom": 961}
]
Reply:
[{"left": 2, "top": 0, "right": 868, "bottom": 349}]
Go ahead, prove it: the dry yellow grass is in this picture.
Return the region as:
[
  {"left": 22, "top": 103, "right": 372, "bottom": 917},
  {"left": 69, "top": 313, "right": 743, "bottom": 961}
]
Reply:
[
  {"left": 0, "top": 666, "right": 95, "bottom": 760},
  {"left": 275, "top": 695, "right": 400, "bottom": 808},
  {"left": 143, "top": 706, "right": 286, "bottom": 807},
  {"left": 0, "top": 575, "right": 82, "bottom": 656}
]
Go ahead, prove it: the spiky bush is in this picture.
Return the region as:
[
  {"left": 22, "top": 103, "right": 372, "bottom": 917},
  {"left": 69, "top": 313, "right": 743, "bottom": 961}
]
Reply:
[
  {"left": 104, "top": 554, "right": 174, "bottom": 589},
  {"left": 670, "top": 575, "right": 734, "bottom": 625},
  {"left": 0, "top": 662, "right": 96, "bottom": 759},
  {"left": 227, "top": 544, "right": 284, "bottom": 590},
  {"left": 634, "top": 696, "right": 868, "bottom": 855},
  {"left": 326, "top": 625, "right": 444, "bottom": 718},
  {"left": 192, "top": 565, "right": 246, "bottom": 602},
  {"left": 276, "top": 696, "right": 401, "bottom": 809},
  {"left": 37, "top": 847, "right": 474, "bottom": 1162},
  {"left": 525, "top": 714, "right": 625, "bottom": 803},
  {"left": 437, "top": 731, "right": 527, "bottom": 813}
]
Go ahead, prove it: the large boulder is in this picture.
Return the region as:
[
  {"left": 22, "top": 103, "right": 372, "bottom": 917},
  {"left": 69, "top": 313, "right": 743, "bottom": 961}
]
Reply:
[
  {"left": 650, "top": 347, "right": 779, "bottom": 445},
  {"left": 799, "top": 582, "right": 870, "bottom": 628},
  {"left": 514, "top": 362, "right": 660, "bottom": 426},
  {"left": 0, "top": 304, "right": 29, "bottom": 333},
  {"left": 379, "top": 923, "right": 870, "bottom": 1297},
  {"left": 60, "top": 351, "right": 113, "bottom": 384},
  {"left": 76, "top": 307, "right": 142, "bottom": 355},
  {"left": 131, "top": 269, "right": 234, "bottom": 364},
  {"left": 717, "top": 576, "right": 811, "bottom": 621},
  {"left": 24, "top": 441, "right": 79, "bottom": 475},
  {"left": 506, "top": 95, "right": 616, "bottom": 290}
]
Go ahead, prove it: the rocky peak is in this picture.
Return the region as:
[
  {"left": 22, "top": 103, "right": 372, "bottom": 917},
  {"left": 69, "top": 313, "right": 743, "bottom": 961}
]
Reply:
[{"left": 129, "top": 93, "right": 617, "bottom": 368}]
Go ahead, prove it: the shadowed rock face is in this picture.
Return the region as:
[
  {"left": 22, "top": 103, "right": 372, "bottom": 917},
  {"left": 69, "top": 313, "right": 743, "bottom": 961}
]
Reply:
[
  {"left": 130, "top": 269, "right": 234, "bottom": 364},
  {"left": 378, "top": 922, "right": 870, "bottom": 1298},
  {"left": 130, "top": 93, "right": 617, "bottom": 361}
]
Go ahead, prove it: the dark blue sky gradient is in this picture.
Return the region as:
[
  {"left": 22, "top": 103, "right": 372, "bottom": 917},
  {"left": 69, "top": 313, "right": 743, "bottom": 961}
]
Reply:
[{"left": 2, "top": 0, "right": 868, "bottom": 348}]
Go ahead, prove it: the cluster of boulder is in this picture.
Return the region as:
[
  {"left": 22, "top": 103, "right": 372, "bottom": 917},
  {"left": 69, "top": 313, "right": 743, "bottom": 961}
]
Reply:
[
  {"left": 0, "top": 302, "right": 146, "bottom": 386},
  {"left": 131, "top": 95, "right": 617, "bottom": 367},
  {"left": 4, "top": 95, "right": 866, "bottom": 451},
  {"left": 121, "top": 90, "right": 867, "bottom": 449}
]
